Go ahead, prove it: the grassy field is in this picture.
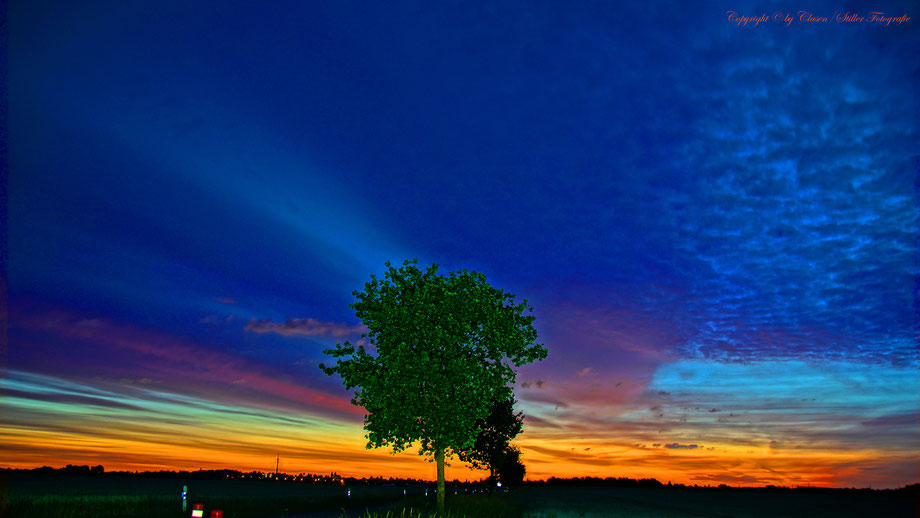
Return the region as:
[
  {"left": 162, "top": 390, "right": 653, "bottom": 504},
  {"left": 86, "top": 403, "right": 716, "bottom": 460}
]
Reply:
[
  {"left": 333, "top": 486, "right": 916, "bottom": 518},
  {"left": 512, "top": 486, "right": 917, "bottom": 518},
  {"left": 2, "top": 474, "right": 413, "bottom": 518},
  {"left": 3, "top": 475, "right": 916, "bottom": 518},
  {"left": 348, "top": 493, "right": 523, "bottom": 518}
]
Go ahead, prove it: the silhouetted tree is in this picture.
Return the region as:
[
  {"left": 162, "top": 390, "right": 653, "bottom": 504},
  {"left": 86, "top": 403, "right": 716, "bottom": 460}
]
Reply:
[
  {"left": 320, "top": 260, "right": 547, "bottom": 512},
  {"left": 457, "top": 396, "right": 523, "bottom": 482},
  {"left": 497, "top": 446, "right": 526, "bottom": 488}
]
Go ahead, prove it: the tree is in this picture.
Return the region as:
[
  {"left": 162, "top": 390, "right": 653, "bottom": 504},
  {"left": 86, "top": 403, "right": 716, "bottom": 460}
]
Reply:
[
  {"left": 457, "top": 396, "right": 523, "bottom": 484},
  {"left": 496, "top": 446, "right": 526, "bottom": 488},
  {"left": 319, "top": 259, "right": 547, "bottom": 512}
]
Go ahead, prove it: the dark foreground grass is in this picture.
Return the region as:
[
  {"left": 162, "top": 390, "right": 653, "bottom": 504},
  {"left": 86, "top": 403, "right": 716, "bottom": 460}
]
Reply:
[
  {"left": 5, "top": 478, "right": 915, "bottom": 518},
  {"left": 3, "top": 495, "right": 178, "bottom": 518},
  {"left": 2, "top": 472, "right": 430, "bottom": 517},
  {"left": 513, "top": 486, "right": 918, "bottom": 518},
  {"left": 2, "top": 492, "right": 520, "bottom": 518},
  {"left": 3, "top": 484, "right": 406, "bottom": 518},
  {"left": 4, "top": 493, "right": 407, "bottom": 518},
  {"left": 345, "top": 485, "right": 920, "bottom": 518},
  {"left": 346, "top": 493, "right": 524, "bottom": 518}
]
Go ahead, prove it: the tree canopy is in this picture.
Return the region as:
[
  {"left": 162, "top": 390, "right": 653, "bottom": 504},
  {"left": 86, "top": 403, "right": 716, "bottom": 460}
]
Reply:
[{"left": 319, "top": 259, "right": 547, "bottom": 511}]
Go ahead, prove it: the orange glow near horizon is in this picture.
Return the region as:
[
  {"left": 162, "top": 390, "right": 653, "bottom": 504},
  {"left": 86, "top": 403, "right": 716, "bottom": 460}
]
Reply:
[
  {"left": 514, "top": 437, "right": 904, "bottom": 488},
  {"left": 2, "top": 386, "right": 915, "bottom": 489},
  {"left": 1, "top": 424, "right": 907, "bottom": 489}
]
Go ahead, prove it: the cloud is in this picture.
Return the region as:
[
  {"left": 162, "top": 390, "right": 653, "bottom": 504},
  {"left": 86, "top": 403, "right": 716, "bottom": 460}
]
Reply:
[
  {"left": 519, "top": 391, "right": 568, "bottom": 409},
  {"left": 860, "top": 413, "right": 919, "bottom": 429},
  {"left": 545, "top": 377, "right": 650, "bottom": 410},
  {"left": 522, "top": 444, "right": 613, "bottom": 467},
  {"left": 665, "top": 443, "right": 699, "bottom": 450},
  {"left": 521, "top": 414, "right": 562, "bottom": 430},
  {"left": 577, "top": 368, "right": 592, "bottom": 377},
  {"left": 649, "top": 359, "right": 920, "bottom": 454},
  {"left": 214, "top": 298, "right": 236, "bottom": 305},
  {"left": 14, "top": 309, "right": 362, "bottom": 419},
  {"left": 520, "top": 379, "right": 547, "bottom": 389},
  {"left": 0, "top": 386, "right": 148, "bottom": 412},
  {"left": 495, "top": 6, "right": 917, "bottom": 369},
  {"left": 0, "top": 370, "right": 456, "bottom": 479},
  {"left": 544, "top": 302, "right": 681, "bottom": 364},
  {"left": 244, "top": 317, "right": 366, "bottom": 338},
  {"left": 653, "top": 20, "right": 919, "bottom": 366}
]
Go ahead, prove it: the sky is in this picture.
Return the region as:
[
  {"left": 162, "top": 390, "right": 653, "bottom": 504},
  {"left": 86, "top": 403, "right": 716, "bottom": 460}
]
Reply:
[{"left": 4, "top": 0, "right": 918, "bottom": 489}]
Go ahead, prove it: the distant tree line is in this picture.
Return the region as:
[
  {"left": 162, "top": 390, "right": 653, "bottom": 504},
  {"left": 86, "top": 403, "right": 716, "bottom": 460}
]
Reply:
[
  {"left": 1, "top": 466, "right": 421, "bottom": 486},
  {"left": 529, "top": 476, "right": 920, "bottom": 496},
  {"left": 5, "top": 466, "right": 916, "bottom": 496}
]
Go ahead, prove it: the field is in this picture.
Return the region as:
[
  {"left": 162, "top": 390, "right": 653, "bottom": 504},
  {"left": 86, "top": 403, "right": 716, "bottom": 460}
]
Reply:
[
  {"left": 511, "top": 486, "right": 917, "bottom": 518},
  {"left": 2, "top": 474, "right": 413, "bottom": 518},
  {"left": 2, "top": 474, "right": 916, "bottom": 518}
]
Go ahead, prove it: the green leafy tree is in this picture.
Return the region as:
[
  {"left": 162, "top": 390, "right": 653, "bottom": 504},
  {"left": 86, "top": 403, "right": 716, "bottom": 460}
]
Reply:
[
  {"left": 319, "top": 259, "right": 547, "bottom": 512},
  {"left": 457, "top": 396, "right": 524, "bottom": 483}
]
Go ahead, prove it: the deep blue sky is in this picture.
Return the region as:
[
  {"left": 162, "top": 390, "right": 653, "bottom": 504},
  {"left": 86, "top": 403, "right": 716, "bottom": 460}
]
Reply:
[{"left": 5, "top": 1, "right": 919, "bottom": 486}]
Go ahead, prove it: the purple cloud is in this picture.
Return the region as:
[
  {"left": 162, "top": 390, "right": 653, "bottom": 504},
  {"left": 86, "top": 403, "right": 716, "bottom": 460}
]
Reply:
[
  {"left": 244, "top": 318, "right": 366, "bottom": 338},
  {"left": 520, "top": 379, "right": 547, "bottom": 389},
  {"left": 665, "top": 443, "right": 699, "bottom": 450}
]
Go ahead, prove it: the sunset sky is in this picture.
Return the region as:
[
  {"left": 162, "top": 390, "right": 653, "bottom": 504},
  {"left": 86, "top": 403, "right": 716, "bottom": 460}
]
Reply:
[{"left": 5, "top": 1, "right": 918, "bottom": 489}]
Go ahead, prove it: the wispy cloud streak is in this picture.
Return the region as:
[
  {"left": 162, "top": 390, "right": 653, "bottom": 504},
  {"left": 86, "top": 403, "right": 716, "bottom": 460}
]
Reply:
[{"left": 244, "top": 317, "right": 366, "bottom": 338}]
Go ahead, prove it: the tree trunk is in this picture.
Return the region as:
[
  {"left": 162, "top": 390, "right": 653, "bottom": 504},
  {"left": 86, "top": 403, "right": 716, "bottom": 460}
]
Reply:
[{"left": 436, "top": 447, "right": 445, "bottom": 513}]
